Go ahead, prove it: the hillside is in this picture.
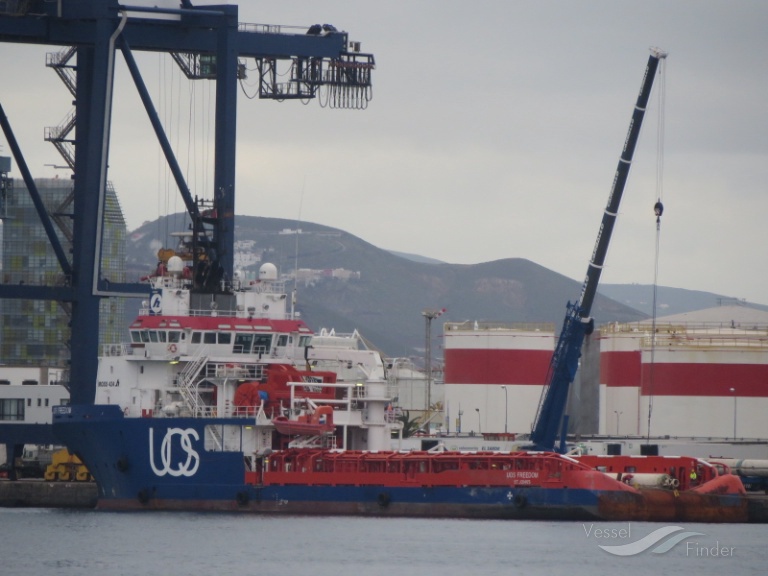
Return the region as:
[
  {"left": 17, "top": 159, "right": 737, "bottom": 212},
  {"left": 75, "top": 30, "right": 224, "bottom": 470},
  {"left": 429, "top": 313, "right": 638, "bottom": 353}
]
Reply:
[
  {"left": 597, "top": 284, "right": 768, "bottom": 317},
  {"left": 125, "top": 214, "right": 767, "bottom": 357},
  {"left": 126, "top": 214, "right": 759, "bottom": 357},
  {"left": 126, "top": 214, "right": 649, "bottom": 357}
]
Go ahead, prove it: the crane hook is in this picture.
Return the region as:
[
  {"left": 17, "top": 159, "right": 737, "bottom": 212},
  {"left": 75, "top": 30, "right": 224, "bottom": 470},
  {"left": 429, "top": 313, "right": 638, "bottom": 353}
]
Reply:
[{"left": 654, "top": 199, "right": 664, "bottom": 223}]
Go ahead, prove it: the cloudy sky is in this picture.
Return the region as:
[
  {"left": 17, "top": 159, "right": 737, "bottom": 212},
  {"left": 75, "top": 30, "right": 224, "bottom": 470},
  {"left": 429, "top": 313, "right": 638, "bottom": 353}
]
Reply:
[{"left": 1, "top": 1, "right": 766, "bottom": 304}]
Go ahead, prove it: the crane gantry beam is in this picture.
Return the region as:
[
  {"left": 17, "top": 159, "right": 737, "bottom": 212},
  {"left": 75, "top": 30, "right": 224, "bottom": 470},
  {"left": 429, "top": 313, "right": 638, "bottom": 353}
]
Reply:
[{"left": 0, "top": 1, "right": 374, "bottom": 406}]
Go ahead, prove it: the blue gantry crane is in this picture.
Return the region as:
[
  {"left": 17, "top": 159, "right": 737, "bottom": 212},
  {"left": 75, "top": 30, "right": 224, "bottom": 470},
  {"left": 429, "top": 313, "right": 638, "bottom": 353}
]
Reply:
[
  {"left": 0, "top": 1, "right": 374, "bottom": 449},
  {"left": 528, "top": 48, "right": 667, "bottom": 453}
]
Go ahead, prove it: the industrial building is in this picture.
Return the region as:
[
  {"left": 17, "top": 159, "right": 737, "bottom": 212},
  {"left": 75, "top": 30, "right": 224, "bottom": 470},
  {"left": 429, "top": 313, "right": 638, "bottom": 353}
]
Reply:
[
  {"left": 0, "top": 177, "right": 127, "bottom": 368},
  {"left": 443, "top": 320, "right": 555, "bottom": 436},
  {"left": 442, "top": 305, "right": 768, "bottom": 441},
  {"left": 599, "top": 304, "right": 768, "bottom": 439}
]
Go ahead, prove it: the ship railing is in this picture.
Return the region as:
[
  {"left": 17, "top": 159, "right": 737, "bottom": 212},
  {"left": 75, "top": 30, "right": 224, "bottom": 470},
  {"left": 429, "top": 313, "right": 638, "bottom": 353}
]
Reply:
[
  {"left": 101, "top": 343, "right": 131, "bottom": 357},
  {"left": 603, "top": 320, "right": 768, "bottom": 341},
  {"left": 384, "top": 407, "right": 403, "bottom": 424},
  {"left": 639, "top": 332, "right": 768, "bottom": 349},
  {"left": 362, "top": 416, "right": 403, "bottom": 430},
  {"left": 351, "top": 382, "right": 399, "bottom": 401},
  {"left": 203, "top": 362, "right": 264, "bottom": 380},
  {"left": 287, "top": 433, "right": 337, "bottom": 450},
  {"left": 227, "top": 403, "right": 268, "bottom": 420},
  {"left": 195, "top": 406, "right": 220, "bottom": 418}
]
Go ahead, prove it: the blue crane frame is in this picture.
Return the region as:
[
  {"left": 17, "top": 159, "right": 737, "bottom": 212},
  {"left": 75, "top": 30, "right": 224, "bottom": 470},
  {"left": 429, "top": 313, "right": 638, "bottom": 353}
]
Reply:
[{"left": 0, "top": 1, "right": 371, "bottom": 416}]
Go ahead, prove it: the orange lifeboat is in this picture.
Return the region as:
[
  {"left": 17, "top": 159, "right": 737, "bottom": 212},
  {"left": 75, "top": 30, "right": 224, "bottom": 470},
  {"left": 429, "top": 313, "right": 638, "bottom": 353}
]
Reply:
[{"left": 273, "top": 405, "right": 335, "bottom": 436}]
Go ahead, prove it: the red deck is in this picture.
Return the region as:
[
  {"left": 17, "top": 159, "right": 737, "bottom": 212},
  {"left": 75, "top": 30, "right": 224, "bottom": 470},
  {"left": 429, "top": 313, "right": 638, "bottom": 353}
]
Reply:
[{"left": 248, "top": 450, "right": 632, "bottom": 492}]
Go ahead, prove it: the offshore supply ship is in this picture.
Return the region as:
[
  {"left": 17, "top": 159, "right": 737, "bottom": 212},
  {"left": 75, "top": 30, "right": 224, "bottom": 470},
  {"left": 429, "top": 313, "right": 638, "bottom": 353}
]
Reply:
[
  {"left": 43, "top": 20, "right": 747, "bottom": 521},
  {"left": 52, "top": 234, "right": 747, "bottom": 521}
]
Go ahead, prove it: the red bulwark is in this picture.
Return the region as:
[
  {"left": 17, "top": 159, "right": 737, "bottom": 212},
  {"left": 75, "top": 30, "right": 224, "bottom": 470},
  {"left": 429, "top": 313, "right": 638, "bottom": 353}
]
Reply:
[{"left": 444, "top": 349, "right": 551, "bottom": 385}]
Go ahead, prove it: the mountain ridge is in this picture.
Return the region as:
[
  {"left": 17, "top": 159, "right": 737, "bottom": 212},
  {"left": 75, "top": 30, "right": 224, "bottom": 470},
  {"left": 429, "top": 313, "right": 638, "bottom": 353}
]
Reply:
[{"left": 125, "top": 214, "right": 760, "bottom": 357}]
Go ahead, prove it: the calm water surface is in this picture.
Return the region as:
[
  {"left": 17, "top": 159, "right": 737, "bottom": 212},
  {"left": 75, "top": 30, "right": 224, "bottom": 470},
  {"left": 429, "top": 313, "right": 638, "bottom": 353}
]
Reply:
[{"left": 1, "top": 508, "right": 767, "bottom": 576}]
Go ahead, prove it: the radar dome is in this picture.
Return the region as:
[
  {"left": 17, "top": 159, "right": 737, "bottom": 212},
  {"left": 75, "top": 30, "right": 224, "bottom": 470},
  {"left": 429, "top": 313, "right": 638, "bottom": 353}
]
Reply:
[
  {"left": 259, "top": 263, "right": 278, "bottom": 281},
  {"left": 167, "top": 256, "right": 184, "bottom": 275}
]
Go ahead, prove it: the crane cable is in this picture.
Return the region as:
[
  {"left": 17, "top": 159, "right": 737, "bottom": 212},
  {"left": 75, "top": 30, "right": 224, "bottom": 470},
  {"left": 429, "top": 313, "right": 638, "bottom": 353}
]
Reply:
[{"left": 646, "top": 56, "right": 667, "bottom": 442}]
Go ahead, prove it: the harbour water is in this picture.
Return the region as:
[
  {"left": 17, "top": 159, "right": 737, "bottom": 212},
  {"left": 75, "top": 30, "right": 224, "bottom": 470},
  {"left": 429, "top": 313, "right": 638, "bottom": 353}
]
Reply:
[{"left": 1, "top": 509, "right": 768, "bottom": 576}]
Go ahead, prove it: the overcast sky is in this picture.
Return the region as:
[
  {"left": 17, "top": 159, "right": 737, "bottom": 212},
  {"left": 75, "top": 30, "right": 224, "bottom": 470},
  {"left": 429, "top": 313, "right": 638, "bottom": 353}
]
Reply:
[{"left": 1, "top": 1, "right": 766, "bottom": 305}]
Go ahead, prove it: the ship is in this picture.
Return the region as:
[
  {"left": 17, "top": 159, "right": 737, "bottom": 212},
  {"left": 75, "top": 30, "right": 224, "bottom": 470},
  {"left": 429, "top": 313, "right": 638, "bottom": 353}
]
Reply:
[{"left": 51, "top": 230, "right": 748, "bottom": 521}]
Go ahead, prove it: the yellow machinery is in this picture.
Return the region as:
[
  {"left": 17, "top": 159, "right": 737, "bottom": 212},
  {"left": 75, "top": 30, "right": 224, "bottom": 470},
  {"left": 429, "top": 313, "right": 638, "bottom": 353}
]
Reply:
[{"left": 44, "top": 449, "right": 92, "bottom": 482}]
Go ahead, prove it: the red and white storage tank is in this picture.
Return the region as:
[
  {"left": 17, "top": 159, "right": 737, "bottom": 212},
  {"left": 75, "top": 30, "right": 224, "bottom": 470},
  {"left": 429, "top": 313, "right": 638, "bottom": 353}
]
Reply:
[
  {"left": 599, "top": 305, "right": 768, "bottom": 439},
  {"left": 442, "top": 321, "right": 555, "bottom": 435}
]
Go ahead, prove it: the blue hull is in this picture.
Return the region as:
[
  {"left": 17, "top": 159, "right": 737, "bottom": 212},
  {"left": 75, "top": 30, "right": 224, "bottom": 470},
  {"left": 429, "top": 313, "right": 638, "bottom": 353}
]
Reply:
[{"left": 52, "top": 405, "right": 747, "bottom": 521}]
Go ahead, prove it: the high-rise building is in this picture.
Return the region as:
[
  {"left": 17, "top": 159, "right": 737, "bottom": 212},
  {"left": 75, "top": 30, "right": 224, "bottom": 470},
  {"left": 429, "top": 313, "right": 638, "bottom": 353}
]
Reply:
[{"left": 0, "top": 177, "right": 127, "bottom": 368}]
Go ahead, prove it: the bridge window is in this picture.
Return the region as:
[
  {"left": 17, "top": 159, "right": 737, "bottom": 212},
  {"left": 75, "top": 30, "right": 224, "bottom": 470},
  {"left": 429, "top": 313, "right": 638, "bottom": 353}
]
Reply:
[
  {"left": 168, "top": 331, "right": 182, "bottom": 343},
  {"left": 218, "top": 332, "right": 232, "bottom": 344},
  {"left": 191, "top": 332, "right": 201, "bottom": 344},
  {"left": 149, "top": 331, "right": 159, "bottom": 342},
  {"left": 277, "top": 335, "right": 289, "bottom": 347},
  {"left": 0, "top": 399, "right": 24, "bottom": 421},
  {"left": 234, "top": 333, "right": 253, "bottom": 354},
  {"left": 253, "top": 334, "right": 273, "bottom": 355},
  {"left": 204, "top": 332, "right": 216, "bottom": 344},
  {"left": 130, "top": 331, "right": 141, "bottom": 343}
]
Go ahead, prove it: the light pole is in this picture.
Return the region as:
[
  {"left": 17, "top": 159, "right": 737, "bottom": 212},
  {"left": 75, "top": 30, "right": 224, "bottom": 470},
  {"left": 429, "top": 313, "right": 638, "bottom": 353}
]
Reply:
[
  {"left": 613, "top": 410, "right": 622, "bottom": 435},
  {"left": 475, "top": 408, "right": 481, "bottom": 434},
  {"left": 422, "top": 308, "right": 446, "bottom": 418},
  {"left": 730, "top": 388, "right": 737, "bottom": 439},
  {"left": 501, "top": 385, "right": 508, "bottom": 434}
]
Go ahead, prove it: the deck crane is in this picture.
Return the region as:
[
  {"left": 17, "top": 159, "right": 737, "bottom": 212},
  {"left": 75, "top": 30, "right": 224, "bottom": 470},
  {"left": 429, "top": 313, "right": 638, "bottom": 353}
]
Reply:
[
  {"left": 529, "top": 48, "right": 667, "bottom": 453},
  {"left": 0, "top": 1, "right": 374, "bottom": 451}
]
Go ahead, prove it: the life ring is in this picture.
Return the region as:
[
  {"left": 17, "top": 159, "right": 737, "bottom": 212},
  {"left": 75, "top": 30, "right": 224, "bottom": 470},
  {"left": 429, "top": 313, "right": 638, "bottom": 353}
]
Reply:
[{"left": 168, "top": 343, "right": 177, "bottom": 353}]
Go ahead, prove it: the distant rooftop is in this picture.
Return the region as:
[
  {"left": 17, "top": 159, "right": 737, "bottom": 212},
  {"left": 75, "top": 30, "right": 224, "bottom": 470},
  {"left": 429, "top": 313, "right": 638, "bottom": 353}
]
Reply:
[{"left": 654, "top": 304, "right": 768, "bottom": 326}]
